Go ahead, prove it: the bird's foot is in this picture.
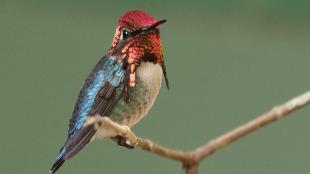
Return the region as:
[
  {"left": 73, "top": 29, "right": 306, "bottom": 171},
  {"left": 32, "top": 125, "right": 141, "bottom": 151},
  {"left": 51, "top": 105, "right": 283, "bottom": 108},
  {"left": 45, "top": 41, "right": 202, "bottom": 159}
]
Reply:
[{"left": 112, "top": 135, "right": 135, "bottom": 149}]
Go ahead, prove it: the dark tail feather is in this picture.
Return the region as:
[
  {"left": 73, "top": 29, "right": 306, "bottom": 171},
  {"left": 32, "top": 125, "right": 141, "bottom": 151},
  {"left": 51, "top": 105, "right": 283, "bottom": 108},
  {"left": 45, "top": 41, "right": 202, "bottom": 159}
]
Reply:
[
  {"left": 50, "top": 124, "right": 97, "bottom": 173},
  {"left": 64, "top": 124, "right": 97, "bottom": 159},
  {"left": 50, "top": 148, "right": 66, "bottom": 174},
  {"left": 50, "top": 158, "right": 65, "bottom": 174}
]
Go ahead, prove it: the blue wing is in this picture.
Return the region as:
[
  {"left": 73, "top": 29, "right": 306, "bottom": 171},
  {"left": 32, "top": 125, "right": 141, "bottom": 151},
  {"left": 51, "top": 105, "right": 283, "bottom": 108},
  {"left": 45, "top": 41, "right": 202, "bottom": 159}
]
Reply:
[
  {"left": 50, "top": 55, "right": 125, "bottom": 173},
  {"left": 68, "top": 55, "right": 125, "bottom": 136}
]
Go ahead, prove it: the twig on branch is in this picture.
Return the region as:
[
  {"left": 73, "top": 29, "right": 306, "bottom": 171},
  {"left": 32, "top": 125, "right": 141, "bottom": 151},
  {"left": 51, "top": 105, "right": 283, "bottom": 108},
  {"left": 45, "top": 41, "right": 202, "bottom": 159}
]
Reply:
[{"left": 87, "top": 91, "right": 310, "bottom": 174}]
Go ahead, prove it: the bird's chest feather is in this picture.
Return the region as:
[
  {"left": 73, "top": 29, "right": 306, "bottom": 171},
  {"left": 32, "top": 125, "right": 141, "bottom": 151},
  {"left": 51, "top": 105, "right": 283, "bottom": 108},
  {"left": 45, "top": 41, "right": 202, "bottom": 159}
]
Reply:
[{"left": 95, "top": 62, "right": 163, "bottom": 138}]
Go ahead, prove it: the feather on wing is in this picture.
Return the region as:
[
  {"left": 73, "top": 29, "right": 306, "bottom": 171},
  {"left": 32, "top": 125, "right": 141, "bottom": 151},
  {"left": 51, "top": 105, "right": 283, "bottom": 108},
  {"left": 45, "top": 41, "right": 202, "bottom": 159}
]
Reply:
[{"left": 51, "top": 56, "right": 126, "bottom": 172}]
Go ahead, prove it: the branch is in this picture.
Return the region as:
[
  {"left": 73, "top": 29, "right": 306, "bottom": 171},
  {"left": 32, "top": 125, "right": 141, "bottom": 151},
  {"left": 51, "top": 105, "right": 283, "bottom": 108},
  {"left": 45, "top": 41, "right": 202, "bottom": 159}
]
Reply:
[{"left": 86, "top": 91, "right": 310, "bottom": 174}]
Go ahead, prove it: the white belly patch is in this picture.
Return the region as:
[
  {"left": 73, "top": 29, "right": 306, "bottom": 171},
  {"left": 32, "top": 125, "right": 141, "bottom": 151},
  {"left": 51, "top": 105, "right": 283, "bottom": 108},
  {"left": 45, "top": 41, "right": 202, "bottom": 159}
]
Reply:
[{"left": 94, "top": 62, "right": 163, "bottom": 139}]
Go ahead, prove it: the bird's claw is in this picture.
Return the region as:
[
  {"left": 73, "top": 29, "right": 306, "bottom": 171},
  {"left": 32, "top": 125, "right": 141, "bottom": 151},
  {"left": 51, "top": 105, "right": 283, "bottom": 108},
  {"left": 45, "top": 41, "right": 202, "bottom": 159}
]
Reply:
[{"left": 113, "top": 135, "right": 135, "bottom": 149}]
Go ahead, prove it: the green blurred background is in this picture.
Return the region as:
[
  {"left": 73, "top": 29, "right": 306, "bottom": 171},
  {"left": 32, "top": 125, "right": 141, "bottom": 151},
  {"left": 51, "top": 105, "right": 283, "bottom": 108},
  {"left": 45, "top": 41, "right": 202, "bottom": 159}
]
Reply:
[{"left": 0, "top": 0, "right": 310, "bottom": 173}]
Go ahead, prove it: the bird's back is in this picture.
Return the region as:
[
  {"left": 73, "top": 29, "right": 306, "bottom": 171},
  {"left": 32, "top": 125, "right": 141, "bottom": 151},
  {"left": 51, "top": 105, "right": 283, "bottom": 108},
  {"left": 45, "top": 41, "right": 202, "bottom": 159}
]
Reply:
[
  {"left": 68, "top": 56, "right": 124, "bottom": 136},
  {"left": 50, "top": 56, "right": 125, "bottom": 173}
]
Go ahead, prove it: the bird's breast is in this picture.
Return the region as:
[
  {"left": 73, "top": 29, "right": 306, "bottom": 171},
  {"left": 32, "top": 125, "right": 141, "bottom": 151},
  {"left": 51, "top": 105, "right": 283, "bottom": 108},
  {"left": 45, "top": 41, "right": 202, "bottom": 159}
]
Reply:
[{"left": 94, "top": 62, "right": 163, "bottom": 138}]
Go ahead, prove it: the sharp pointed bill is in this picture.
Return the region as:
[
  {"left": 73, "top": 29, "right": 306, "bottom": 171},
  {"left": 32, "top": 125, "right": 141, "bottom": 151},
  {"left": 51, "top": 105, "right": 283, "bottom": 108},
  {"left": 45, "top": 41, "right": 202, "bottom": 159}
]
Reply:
[{"left": 50, "top": 10, "right": 168, "bottom": 173}]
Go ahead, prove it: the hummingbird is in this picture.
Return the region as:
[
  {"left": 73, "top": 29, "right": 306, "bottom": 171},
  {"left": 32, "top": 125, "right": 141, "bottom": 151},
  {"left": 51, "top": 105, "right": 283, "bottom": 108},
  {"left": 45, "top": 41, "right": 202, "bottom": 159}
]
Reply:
[{"left": 50, "top": 10, "right": 169, "bottom": 173}]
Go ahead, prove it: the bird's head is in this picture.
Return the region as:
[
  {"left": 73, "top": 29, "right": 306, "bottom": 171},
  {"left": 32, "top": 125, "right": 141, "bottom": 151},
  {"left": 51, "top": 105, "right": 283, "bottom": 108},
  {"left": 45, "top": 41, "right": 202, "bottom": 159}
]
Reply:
[{"left": 109, "top": 10, "right": 169, "bottom": 89}]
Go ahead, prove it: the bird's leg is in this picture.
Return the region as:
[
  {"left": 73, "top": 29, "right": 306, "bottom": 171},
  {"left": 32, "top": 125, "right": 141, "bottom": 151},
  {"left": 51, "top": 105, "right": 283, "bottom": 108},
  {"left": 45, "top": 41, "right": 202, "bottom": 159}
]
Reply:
[{"left": 112, "top": 135, "right": 135, "bottom": 149}]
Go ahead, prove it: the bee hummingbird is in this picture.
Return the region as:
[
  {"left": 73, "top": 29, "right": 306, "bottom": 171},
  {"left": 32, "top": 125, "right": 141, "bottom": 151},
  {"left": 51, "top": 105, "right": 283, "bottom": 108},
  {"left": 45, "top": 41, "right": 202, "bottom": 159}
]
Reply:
[{"left": 50, "top": 10, "right": 169, "bottom": 173}]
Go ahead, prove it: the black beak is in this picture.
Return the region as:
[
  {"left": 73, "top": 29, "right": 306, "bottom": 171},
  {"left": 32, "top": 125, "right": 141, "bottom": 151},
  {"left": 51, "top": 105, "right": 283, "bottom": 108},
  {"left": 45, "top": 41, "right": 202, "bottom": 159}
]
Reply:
[{"left": 131, "top": 19, "right": 167, "bottom": 37}]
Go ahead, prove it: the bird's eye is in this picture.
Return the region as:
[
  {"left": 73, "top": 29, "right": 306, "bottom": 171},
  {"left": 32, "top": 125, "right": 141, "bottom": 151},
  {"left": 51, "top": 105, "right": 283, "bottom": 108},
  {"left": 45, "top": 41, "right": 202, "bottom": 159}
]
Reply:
[{"left": 121, "top": 29, "right": 130, "bottom": 40}]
